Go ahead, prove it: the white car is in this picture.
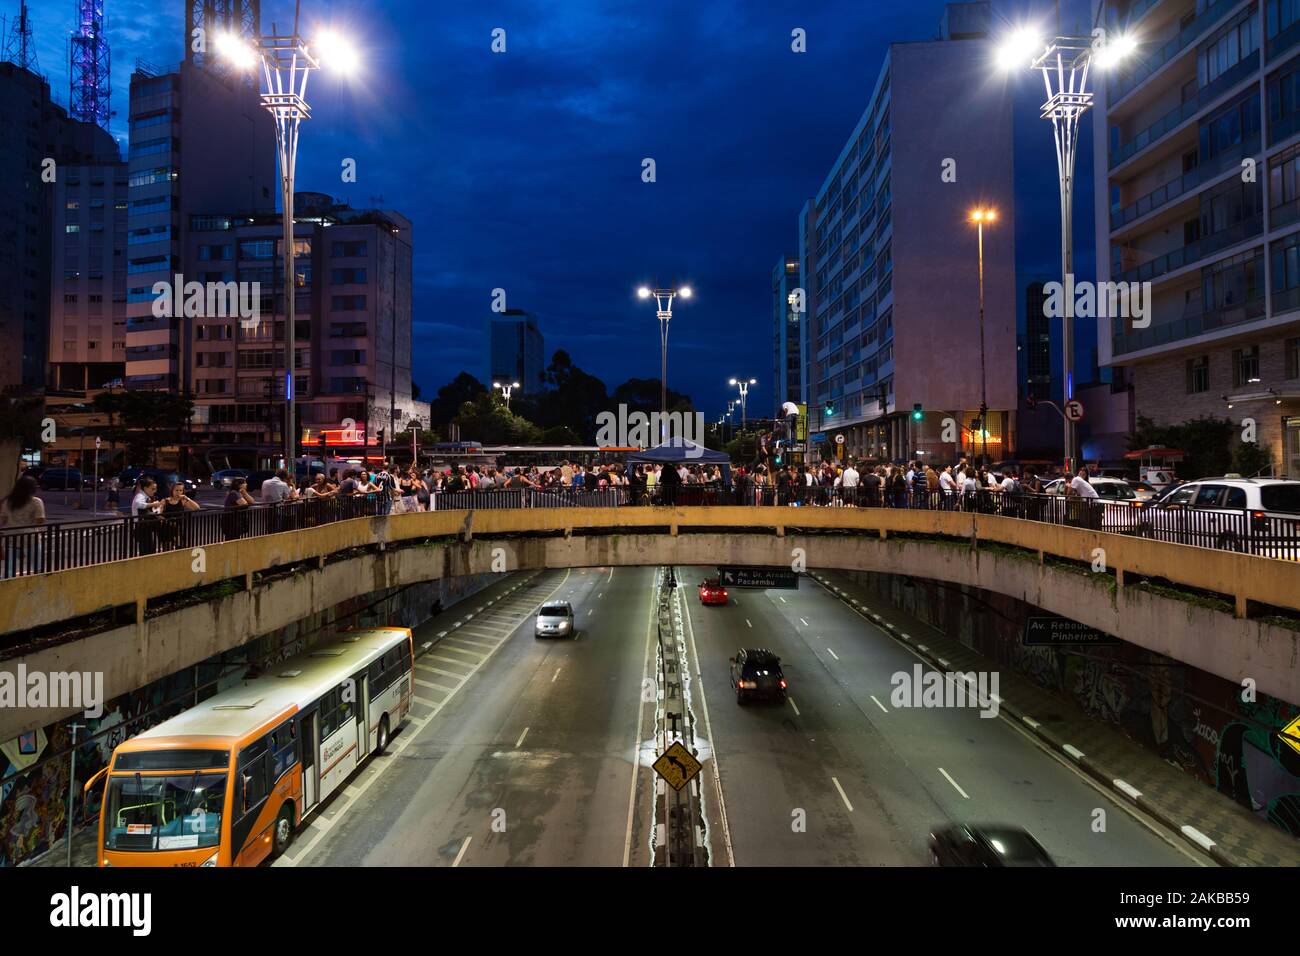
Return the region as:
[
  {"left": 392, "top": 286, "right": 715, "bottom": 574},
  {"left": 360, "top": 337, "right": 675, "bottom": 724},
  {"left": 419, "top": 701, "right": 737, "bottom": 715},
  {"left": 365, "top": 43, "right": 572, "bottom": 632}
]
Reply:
[
  {"left": 534, "top": 601, "right": 575, "bottom": 638},
  {"left": 1040, "top": 476, "right": 1142, "bottom": 531},
  {"left": 1137, "top": 478, "right": 1300, "bottom": 558}
]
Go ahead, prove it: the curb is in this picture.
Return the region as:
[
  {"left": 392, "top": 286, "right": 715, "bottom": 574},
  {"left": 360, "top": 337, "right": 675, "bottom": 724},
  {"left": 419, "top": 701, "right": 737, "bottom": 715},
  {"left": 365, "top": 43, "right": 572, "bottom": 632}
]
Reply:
[{"left": 808, "top": 572, "right": 1232, "bottom": 867}]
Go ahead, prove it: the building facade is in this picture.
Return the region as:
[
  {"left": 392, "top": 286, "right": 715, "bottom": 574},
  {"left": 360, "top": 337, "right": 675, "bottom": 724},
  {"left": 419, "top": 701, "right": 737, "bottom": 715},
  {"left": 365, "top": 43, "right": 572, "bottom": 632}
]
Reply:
[
  {"left": 797, "top": 3, "right": 1018, "bottom": 464},
  {"left": 1094, "top": 0, "right": 1300, "bottom": 477},
  {"left": 771, "top": 255, "right": 803, "bottom": 416},
  {"left": 488, "top": 308, "right": 545, "bottom": 394}
]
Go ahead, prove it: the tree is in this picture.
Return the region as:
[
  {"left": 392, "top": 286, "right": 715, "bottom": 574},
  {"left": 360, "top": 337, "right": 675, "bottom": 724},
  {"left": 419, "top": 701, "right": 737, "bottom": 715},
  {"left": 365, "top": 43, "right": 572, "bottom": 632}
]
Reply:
[
  {"left": 610, "top": 377, "right": 694, "bottom": 415},
  {"left": 452, "top": 393, "right": 542, "bottom": 444},
  {"left": 428, "top": 372, "right": 487, "bottom": 425},
  {"left": 1234, "top": 437, "right": 1274, "bottom": 477},
  {"left": 92, "top": 390, "right": 194, "bottom": 467},
  {"left": 1130, "top": 415, "right": 1233, "bottom": 480},
  {"left": 528, "top": 350, "right": 609, "bottom": 439}
]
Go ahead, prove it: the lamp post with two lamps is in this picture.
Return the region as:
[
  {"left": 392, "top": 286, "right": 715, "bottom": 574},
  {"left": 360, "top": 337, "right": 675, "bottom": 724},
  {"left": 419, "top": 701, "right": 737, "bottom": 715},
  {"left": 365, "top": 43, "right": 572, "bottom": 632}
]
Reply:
[
  {"left": 729, "top": 377, "right": 756, "bottom": 428},
  {"left": 493, "top": 381, "right": 521, "bottom": 411},
  {"left": 636, "top": 284, "right": 692, "bottom": 439},
  {"left": 968, "top": 207, "right": 996, "bottom": 467},
  {"left": 216, "top": 21, "right": 359, "bottom": 471}
]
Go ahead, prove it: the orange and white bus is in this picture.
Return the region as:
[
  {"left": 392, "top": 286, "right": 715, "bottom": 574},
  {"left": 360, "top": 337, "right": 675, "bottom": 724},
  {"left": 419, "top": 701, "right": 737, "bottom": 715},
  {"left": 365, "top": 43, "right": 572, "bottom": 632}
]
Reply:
[{"left": 83, "top": 627, "right": 413, "bottom": 867}]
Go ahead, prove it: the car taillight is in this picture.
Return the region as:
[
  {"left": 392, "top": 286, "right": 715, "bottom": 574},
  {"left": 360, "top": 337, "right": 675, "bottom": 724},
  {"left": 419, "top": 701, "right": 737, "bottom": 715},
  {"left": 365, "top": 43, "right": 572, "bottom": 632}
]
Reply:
[{"left": 779, "top": 679, "right": 787, "bottom": 689}]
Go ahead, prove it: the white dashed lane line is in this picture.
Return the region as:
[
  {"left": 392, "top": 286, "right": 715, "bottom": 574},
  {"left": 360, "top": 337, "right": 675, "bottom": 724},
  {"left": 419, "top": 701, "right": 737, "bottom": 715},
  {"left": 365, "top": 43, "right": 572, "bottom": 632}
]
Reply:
[
  {"left": 831, "top": 776, "right": 854, "bottom": 813},
  {"left": 869, "top": 695, "right": 888, "bottom": 714},
  {"left": 939, "top": 767, "right": 970, "bottom": 799}
]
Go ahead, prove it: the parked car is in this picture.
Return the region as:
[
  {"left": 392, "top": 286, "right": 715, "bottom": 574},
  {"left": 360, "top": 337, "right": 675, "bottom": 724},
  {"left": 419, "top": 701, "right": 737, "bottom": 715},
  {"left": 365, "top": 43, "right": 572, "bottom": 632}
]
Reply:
[
  {"left": 1137, "top": 477, "right": 1300, "bottom": 558},
  {"left": 38, "top": 467, "right": 89, "bottom": 490},
  {"left": 929, "top": 824, "right": 1055, "bottom": 867},
  {"left": 1125, "top": 479, "right": 1160, "bottom": 502},
  {"left": 1041, "top": 476, "right": 1141, "bottom": 531}
]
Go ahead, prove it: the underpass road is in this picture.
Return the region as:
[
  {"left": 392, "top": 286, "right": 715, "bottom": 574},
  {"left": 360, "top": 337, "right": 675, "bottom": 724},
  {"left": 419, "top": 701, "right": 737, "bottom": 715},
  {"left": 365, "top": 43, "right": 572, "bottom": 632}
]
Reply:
[
  {"left": 281, "top": 566, "right": 658, "bottom": 867},
  {"left": 680, "top": 566, "right": 1200, "bottom": 867}
]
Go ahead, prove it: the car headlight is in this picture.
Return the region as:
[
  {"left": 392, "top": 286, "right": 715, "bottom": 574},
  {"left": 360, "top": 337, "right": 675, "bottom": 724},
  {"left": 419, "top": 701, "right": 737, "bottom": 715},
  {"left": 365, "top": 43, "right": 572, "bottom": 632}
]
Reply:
[{"left": 200, "top": 852, "right": 218, "bottom": 867}]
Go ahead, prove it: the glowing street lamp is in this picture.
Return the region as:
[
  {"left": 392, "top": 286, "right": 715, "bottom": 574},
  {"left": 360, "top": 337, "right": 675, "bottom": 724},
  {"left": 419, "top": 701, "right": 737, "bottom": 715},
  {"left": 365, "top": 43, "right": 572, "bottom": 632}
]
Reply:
[
  {"left": 997, "top": 25, "right": 1135, "bottom": 474},
  {"left": 729, "top": 377, "right": 757, "bottom": 427},
  {"left": 493, "top": 381, "right": 521, "bottom": 410},
  {"left": 637, "top": 284, "right": 692, "bottom": 439},
  {"left": 217, "top": 19, "right": 359, "bottom": 469}
]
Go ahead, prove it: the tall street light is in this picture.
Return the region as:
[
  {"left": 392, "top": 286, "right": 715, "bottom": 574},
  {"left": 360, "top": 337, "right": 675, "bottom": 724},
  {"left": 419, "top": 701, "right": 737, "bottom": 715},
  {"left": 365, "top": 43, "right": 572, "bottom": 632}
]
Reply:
[
  {"left": 637, "top": 284, "right": 692, "bottom": 438},
  {"left": 217, "top": 21, "right": 359, "bottom": 470},
  {"left": 729, "top": 377, "right": 756, "bottom": 428},
  {"left": 997, "top": 26, "right": 1135, "bottom": 474},
  {"left": 968, "top": 208, "right": 996, "bottom": 467},
  {"left": 493, "top": 380, "right": 521, "bottom": 410}
]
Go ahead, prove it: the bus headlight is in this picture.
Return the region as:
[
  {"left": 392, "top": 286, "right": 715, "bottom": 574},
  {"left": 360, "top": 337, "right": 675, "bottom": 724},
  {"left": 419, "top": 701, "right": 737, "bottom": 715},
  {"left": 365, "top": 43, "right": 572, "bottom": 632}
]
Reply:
[{"left": 201, "top": 852, "right": 219, "bottom": 867}]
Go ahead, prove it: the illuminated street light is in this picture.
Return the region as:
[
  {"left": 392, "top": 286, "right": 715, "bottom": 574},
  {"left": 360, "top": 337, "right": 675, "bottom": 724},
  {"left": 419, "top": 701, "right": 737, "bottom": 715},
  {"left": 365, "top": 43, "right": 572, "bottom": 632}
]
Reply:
[
  {"left": 493, "top": 381, "right": 521, "bottom": 410},
  {"left": 636, "top": 284, "right": 693, "bottom": 439},
  {"left": 968, "top": 208, "right": 996, "bottom": 467},
  {"left": 729, "top": 377, "right": 757, "bottom": 428},
  {"left": 997, "top": 24, "right": 1135, "bottom": 474},
  {"left": 218, "top": 16, "right": 359, "bottom": 469}
]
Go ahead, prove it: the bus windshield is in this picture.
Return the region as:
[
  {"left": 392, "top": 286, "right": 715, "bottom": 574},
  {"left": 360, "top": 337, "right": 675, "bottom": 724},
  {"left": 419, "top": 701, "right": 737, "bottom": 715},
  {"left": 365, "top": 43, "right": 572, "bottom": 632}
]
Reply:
[{"left": 105, "top": 771, "right": 228, "bottom": 851}]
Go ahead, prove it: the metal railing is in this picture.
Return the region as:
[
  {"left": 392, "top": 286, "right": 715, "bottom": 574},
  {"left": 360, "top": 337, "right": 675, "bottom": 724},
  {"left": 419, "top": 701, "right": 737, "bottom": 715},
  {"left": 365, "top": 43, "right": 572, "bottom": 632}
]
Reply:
[{"left": 4, "top": 485, "right": 1298, "bottom": 578}]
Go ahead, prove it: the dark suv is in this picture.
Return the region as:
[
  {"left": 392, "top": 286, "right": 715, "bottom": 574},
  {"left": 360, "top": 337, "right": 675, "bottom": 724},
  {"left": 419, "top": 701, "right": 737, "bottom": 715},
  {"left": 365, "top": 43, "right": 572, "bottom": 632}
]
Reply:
[
  {"left": 928, "top": 824, "right": 1055, "bottom": 867},
  {"left": 729, "top": 648, "right": 787, "bottom": 704}
]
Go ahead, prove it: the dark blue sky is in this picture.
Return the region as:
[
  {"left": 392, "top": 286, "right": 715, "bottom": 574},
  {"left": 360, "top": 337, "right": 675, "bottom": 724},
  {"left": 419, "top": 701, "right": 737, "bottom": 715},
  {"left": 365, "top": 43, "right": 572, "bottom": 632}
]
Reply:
[{"left": 25, "top": 0, "right": 1091, "bottom": 418}]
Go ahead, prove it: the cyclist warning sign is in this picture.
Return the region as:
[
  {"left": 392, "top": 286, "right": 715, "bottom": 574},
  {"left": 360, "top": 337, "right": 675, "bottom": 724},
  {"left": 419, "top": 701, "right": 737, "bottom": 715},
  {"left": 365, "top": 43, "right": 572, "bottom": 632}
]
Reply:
[{"left": 653, "top": 741, "right": 702, "bottom": 791}]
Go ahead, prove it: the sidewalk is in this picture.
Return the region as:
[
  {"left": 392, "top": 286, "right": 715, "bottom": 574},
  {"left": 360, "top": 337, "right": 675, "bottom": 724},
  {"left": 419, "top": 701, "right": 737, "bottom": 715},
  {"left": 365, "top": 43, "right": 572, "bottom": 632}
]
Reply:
[{"left": 812, "top": 569, "right": 1300, "bottom": 867}]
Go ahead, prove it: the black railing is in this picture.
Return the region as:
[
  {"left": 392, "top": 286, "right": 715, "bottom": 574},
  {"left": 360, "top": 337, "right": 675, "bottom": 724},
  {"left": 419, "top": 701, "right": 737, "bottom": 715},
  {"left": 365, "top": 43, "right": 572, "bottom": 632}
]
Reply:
[{"left": 3, "top": 486, "right": 1299, "bottom": 578}]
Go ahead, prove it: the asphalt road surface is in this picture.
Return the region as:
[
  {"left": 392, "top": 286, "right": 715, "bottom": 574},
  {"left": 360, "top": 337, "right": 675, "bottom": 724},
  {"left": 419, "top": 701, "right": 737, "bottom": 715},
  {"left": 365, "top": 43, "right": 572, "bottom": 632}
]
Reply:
[{"left": 280, "top": 566, "right": 1199, "bottom": 867}]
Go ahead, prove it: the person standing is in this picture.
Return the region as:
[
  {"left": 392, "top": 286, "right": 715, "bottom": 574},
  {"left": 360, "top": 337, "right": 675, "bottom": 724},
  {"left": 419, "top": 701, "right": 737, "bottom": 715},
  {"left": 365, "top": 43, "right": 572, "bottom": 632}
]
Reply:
[
  {"left": 131, "top": 476, "right": 164, "bottom": 555},
  {"left": 222, "top": 477, "right": 256, "bottom": 540},
  {"left": 0, "top": 476, "right": 46, "bottom": 577},
  {"left": 840, "top": 459, "right": 860, "bottom": 507}
]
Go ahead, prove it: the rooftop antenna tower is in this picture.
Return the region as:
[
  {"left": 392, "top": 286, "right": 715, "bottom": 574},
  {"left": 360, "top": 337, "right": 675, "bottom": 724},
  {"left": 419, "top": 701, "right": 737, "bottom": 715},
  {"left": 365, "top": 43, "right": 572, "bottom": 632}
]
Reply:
[
  {"left": 187, "top": 0, "right": 260, "bottom": 66},
  {"left": 70, "top": 0, "right": 111, "bottom": 127},
  {"left": 2, "top": 0, "right": 39, "bottom": 72}
]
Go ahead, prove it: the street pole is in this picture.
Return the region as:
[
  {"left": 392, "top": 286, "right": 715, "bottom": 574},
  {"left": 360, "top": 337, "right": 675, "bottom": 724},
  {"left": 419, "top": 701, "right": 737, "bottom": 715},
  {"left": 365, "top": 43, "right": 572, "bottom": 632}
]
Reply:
[
  {"left": 977, "top": 217, "right": 988, "bottom": 469},
  {"left": 92, "top": 436, "right": 100, "bottom": 517},
  {"left": 638, "top": 286, "right": 690, "bottom": 442},
  {"left": 66, "top": 721, "right": 84, "bottom": 866}
]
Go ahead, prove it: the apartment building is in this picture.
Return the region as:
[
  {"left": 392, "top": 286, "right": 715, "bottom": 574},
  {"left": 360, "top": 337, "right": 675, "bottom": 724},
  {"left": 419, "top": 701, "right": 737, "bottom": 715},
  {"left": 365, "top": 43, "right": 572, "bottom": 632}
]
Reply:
[
  {"left": 1095, "top": 0, "right": 1300, "bottom": 476},
  {"left": 771, "top": 255, "right": 804, "bottom": 416},
  {"left": 798, "top": 2, "right": 1018, "bottom": 462},
  {"left": 488, "top": 308, "right": 545, "bottom": 394}
]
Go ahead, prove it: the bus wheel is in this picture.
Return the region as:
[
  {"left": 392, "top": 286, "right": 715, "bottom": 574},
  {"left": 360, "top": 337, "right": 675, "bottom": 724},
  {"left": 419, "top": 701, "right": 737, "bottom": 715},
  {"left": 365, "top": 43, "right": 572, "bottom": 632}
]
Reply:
[
  {"left": 376, "top": 715, "right": 390, "bottom": 754},
  {"left": 273, "top": 804, "right": 295, "bottom": 857}
]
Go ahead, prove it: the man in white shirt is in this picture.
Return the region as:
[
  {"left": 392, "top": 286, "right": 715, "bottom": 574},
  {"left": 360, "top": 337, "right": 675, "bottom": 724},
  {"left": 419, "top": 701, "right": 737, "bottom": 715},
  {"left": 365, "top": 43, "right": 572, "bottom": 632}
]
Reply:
[
  {"left": 1068, "top": 468, "right": 1098, "bottom": 498},
  {"left": 260, "top": 469, "right": 294, "bottom": 505}
]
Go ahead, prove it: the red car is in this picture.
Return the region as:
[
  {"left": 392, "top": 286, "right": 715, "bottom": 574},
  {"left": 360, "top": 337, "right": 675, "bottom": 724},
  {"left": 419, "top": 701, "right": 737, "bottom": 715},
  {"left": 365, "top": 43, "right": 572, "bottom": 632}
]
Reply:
[{"left": 699, "top": 579, "right": 728, "bottom": 606}]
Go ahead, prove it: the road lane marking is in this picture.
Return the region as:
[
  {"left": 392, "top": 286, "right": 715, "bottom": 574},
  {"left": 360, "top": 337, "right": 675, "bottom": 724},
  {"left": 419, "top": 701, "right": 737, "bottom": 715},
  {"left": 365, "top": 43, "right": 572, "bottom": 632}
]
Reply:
[
  {"left": 551, "top": 667, "right": 562, "bottom": 683},
  {"left": 451, "top": 836, "right": 472, "bottom": 867},
  {"left": 939, "top": 767, "right": 969, "bottom": 799},
  {"left": 624, "top": 571, "right": 657, "bottom": 868},
  {"left": 788, "top": 698, "right": 800, "bottom": 716},
  {"left": 870, "top": 695, "right": 888, "bottom": 713},
  {"left": 831, "top": 776, "right": 854, "bottom": 812},
  {"left": 411, "top": 695, "right": 439, "bottom": 707},
  {"left": 799, "top": 617, "right": 809, "bottom": 626},
  {"left": 515, "top": 726, "right": 529, "bottom": 749},
  {"left": 436, "top": 645, "right": 484, "bottom": 661},
  {"left": 422, "top": 667, "right": 467, "bottom": 681},
  {"left": 443, "top": 636, "right": 496, "bottom": 650},
  {"left": 779, "top": 596, "right": 787, "bottom": 604},
  {"left": 826, "top": 648, "right": 839, "bottom": 661},
  {"left": 746, "top": 619, "right": 752, "bottom": 628}
]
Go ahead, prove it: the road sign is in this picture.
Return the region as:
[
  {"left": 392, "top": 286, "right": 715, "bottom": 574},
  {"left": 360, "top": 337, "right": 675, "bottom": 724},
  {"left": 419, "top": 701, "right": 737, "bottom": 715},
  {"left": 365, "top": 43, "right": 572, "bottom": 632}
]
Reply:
[
  {"left": 94, "top": 436, "right": 101, "bottom": 449},
  {"left": 1064, "top": 399, "right": 1086, "bottom": 422},
  {"left": 717, "top": 566, "right": 799, "bottom": 589},
  {"left": 835, "top": 433, "right": 845, "bottom": 444},
  {"left": 653, "top": 740, "right": 702, "bottom": 791},
  {"left": 1023, "top": 616, "right": 1118, "bottom": 646},
  {"left": 1282, "top": 714, "right": 1300, "bottom": 758}
]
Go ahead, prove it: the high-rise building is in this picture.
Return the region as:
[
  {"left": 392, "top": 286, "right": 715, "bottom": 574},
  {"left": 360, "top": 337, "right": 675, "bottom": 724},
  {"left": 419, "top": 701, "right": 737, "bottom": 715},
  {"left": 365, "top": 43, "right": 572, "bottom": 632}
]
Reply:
[
  {"left": 772, "top": 255, "right": 803, "bottom": 415},
  {"left": 186, "top": 195, "right": 416, "bottom": 461},
  {"left": 123, "top": 59, "right": 275, "bottom": 394},
  {"left": 488, "top": 308, "right": 545, "bottom": 394},
  {"left": 797, "top": 2, "right": 1018, "bottom": 463},
  {"left": 1094, "top": 0, "right": 1300, "bottom": 477},
  {"left": 0, "top": 61, "right": 120, "bottom": 392}
]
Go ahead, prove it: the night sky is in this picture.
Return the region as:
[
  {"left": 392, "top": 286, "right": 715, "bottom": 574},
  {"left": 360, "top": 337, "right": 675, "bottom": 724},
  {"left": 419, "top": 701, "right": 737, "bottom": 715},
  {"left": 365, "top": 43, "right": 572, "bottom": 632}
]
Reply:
[{"left": 24, "top": 0, "right": 1089, "bottom": 418}]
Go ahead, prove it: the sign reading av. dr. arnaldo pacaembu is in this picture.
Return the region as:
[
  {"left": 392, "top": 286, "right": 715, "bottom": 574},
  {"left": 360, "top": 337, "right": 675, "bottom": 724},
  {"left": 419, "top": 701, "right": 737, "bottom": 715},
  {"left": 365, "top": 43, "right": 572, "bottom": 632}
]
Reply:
[
  {"left": 1023, "top": 616, "right": 1119, "bottom": 646},
  {"left": 717, "top": 566, "right": 799, "bottom": 589}
]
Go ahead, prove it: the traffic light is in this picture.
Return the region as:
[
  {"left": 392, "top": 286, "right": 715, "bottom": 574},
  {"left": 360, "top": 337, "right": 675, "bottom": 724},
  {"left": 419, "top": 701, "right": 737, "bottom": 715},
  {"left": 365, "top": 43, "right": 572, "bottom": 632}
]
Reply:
[
  {"left": 824, "top": 401, "right": 834, "bottom": 417},
  {"left": 911, "top": 403, "right": 924, "bottom": 422}
]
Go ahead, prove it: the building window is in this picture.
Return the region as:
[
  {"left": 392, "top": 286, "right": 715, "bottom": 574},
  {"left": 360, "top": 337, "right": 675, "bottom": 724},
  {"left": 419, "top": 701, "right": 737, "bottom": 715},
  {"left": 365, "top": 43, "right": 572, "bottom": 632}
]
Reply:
[
  {"left": 331, "top": 295, "right": 366, "bottom": 311},
  {"left": 1233, "top": 345, "right": 1261, "bottom": 386},
  {"left": 329, "top": 349, "right": 365, "bottom": 366},
  {"left": 64, "top": 294, "right": 78, "bottom": 304},
  {"left": 66, "top": 200, "right": 79, "bottom": 210},
  {"left": 331, "top": 240, "right": 367, "bottom": 257},
  {"left": 1199, "top": 11, "right": 1258, "bottom": 88},
  {"left": 238, "top": 239, "right": 276, "bottom": 260},
  {"left": 65, "top": 224, "right": 80, "bottom": 233},
  {"left": 1286, "top": 336, "right": 1300, "bottom": 378},
  {"left": 1186, "top": 355, "right": 1210, "bottom": 393}
]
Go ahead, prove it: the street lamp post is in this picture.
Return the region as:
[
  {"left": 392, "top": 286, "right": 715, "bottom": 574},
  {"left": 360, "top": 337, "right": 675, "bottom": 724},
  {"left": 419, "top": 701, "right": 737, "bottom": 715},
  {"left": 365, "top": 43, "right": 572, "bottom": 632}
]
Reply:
[
  {"left": 998, "top": 27, "right": 1135, "bottom": 475},
  {"left": 968, "top": 208, "right": 996, "bottom": 467},
  {"left": 218, "top": 22, "right": 358, "bottom": 471},
  {"left": 637, "top": 284, "right": 692, "bottom": 439},
  {"left": 493, "top": 381, "right": 521, "bottom": 410},
  {"left": 729, "top": 377, "right": 756, "bottom": 428}
]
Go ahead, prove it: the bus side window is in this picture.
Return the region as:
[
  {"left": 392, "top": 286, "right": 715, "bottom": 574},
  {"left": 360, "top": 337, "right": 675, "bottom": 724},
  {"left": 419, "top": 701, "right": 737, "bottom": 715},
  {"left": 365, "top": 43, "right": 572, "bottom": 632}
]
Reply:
[
  {"left": 270, "top": 719, "right": 297, "bottom": 780},
  {"left": 238, "top": 741, "right": 269, "bottom": 815}
]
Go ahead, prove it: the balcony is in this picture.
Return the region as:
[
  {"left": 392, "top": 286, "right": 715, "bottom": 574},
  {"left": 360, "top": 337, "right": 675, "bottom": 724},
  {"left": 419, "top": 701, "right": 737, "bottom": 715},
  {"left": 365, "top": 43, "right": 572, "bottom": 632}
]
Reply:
[
  {"left": 1112, "top": 295, "right": 1266, "bottom": 355},
  {"left": 1272, "top": 196, "right": 1300, "bottom": 231},
  {"left": 1110, "top": 50, "right": 1259, "bottom": 170},
  {"left": 1268, "top": 17, "right": 1300, "bottom": 63},
  {"left": 1110, "top": 0, "right": 1242, "bottom": 105},
  {"left": 1115, "top": 212, "right": 1263, "bottom": 283},
  {"left": 1110, "top": 132, "right": 1260, "bottom": 230}
]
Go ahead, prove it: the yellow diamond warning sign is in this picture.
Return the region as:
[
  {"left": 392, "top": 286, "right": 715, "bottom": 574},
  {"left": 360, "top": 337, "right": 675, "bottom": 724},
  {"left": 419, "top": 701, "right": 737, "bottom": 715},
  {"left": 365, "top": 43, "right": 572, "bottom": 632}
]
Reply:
[
  {"left": 653, "top": 741, "right": 702, "bottom": 791},
  {"left": 1281, "top": 714, "right": 1300, "bottom": 758}
]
